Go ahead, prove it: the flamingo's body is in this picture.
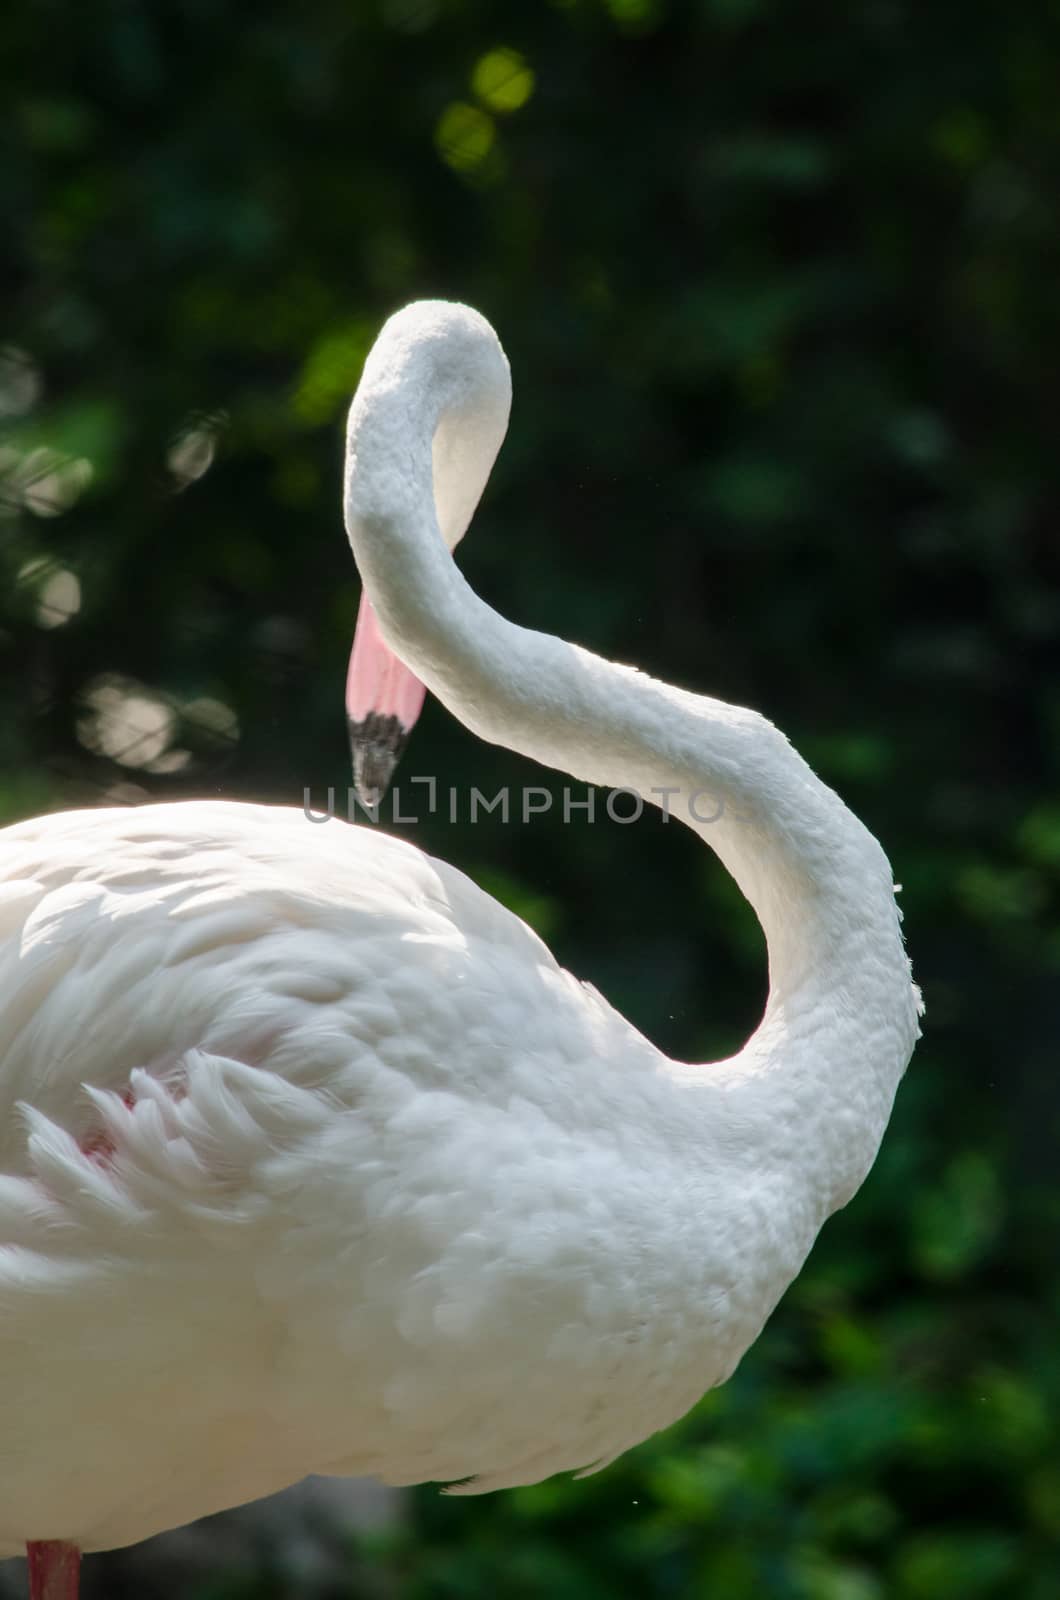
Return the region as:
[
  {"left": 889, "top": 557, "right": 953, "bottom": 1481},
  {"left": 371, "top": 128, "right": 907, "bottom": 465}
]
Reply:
[{"left": 0, "top": 302, "right": 920, "bottom": 1591}]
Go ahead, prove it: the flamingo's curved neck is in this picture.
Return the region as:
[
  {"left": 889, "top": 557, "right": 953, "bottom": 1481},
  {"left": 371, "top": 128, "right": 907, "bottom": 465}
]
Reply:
[{"left": 344, "top": 303, "right": 920, "bottom": 1216}]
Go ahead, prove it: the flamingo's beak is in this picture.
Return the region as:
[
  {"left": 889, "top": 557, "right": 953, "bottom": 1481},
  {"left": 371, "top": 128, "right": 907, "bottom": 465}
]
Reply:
[{"left": 346, "top": 591, "right": 426, "bottom": 811}]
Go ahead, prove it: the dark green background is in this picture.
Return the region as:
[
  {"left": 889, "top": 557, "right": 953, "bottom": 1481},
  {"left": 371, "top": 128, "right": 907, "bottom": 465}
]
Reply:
[{"left": 2, "top": 1, "right": 1058, "bottom": 1595}]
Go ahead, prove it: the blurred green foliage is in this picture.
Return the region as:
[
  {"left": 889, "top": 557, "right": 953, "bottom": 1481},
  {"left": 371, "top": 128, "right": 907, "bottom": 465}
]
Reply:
[{"left": 2, "top": 0, "right": 1059, "bottom": 1595}]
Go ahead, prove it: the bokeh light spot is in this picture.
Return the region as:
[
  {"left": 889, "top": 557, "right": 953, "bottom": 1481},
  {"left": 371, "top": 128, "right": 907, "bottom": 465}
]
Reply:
[
  {"left": 77, "top": 674, "right": 177, "bottom": 770},
  {"left": 604, "top": 0, "right": 663, "bottom": 31},
  {"left": 471, "top": 49, "right": 535, "bottom": 114},
  {"left": 167, "top": 411, "right": 226, "bottom": 489},
  {"left": 293, "top": 321, "right": 372, "bottom": 425},
  {"left": 17, "top": 559, "right": 82, "bottom": 628},
  {"left": 0, "top": 347, "right": 42, "bottom": 417},
  {"left": 182, "top": 694, "right": 240, "bottom": 746},
  {"left": 16, "top": 449, "right": 93, "bottom": 517},
  {"left": 435, "top": 103, "right": 495, "bottom": 172}
]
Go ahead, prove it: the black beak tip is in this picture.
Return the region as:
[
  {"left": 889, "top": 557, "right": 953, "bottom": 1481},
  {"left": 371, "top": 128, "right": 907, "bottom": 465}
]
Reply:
[{"left": 348, "top": 712, "right": 411, "bottom": 812}]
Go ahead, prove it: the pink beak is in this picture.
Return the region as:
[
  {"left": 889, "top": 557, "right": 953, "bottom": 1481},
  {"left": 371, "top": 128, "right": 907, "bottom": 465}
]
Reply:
[{"left": 346, "top": 592, "right": 427, "bottom": 810}]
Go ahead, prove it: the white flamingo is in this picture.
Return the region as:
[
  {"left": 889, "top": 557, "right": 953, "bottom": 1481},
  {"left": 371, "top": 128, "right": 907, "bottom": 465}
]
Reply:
[{"left": 0, "top": 302, "right": 920, "bottom": 1600}]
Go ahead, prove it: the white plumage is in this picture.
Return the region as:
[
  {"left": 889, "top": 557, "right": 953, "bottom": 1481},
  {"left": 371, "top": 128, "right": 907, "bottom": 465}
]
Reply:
[{"left": 0, "top": 302, "right": 920, "bottom": 1580}]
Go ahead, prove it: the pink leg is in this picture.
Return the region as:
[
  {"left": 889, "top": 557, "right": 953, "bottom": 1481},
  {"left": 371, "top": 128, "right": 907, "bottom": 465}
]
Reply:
[{"left": 26, "top": 1543, "right": 80, "bottom": 1600}]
